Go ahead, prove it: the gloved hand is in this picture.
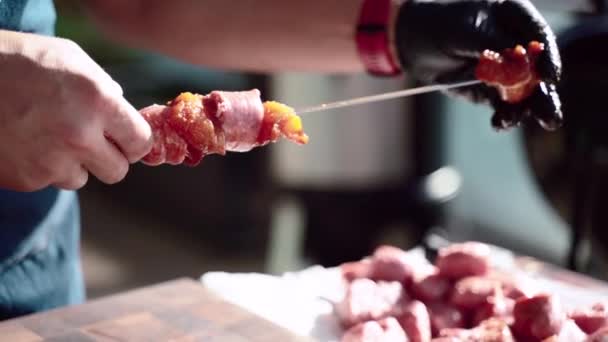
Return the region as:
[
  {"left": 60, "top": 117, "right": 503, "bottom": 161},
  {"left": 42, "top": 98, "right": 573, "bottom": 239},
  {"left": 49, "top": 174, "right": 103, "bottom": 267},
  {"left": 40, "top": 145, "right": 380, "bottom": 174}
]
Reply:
[{"left": 394, "top": 0, "right": 562, "bottom": 131}]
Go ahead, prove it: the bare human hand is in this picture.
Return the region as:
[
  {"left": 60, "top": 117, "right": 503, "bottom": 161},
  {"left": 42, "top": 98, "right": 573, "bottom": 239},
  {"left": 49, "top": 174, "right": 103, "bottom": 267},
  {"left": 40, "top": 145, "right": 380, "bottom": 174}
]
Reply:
[{"left": 0, "top": 30, "right": 152, "bottom": 191}]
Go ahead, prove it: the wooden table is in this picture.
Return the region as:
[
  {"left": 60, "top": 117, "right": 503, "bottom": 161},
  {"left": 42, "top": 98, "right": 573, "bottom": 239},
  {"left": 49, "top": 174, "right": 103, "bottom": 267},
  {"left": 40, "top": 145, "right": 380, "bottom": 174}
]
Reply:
[{"left": 0, "top": 278, "right": 310, "bottom": 341}]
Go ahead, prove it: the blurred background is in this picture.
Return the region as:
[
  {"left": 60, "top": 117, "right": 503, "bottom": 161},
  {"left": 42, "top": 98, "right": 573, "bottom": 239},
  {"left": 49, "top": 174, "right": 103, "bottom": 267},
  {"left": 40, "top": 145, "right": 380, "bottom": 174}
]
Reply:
[{"left": 51, "top": 1, "right": 608, "bottom": 299}]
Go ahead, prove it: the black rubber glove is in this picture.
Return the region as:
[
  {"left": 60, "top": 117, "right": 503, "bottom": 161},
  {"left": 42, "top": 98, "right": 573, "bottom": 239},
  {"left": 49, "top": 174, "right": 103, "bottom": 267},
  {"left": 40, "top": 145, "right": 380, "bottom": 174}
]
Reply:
[{"left": 394, "top": 0, "right": 563, "bottom": 131}]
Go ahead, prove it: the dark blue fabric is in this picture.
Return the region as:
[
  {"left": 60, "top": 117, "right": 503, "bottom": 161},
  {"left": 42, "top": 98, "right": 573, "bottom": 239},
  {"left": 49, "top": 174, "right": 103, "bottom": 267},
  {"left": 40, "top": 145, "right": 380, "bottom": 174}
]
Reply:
[
  {"left": 0, "top": 188, "right": 59, "bottom": 262},
  {"left": 0, "top": 191, "right": 84, "bottom": 319},
  {"left": 0, "top": 0, "right": 85, "bottom": 319}
]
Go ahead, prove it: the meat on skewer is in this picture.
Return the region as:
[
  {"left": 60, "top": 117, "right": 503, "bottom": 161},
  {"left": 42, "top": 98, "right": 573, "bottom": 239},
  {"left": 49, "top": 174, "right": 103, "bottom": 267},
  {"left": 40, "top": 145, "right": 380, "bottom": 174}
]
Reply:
[
  {"left": 139, "top": 89, "right": 308, "bottom": 166},
  {"left": 138, "top": 42, "right": 546, "bottom": 168},
  {"left": 475, "top": 41, "right": 544, "bottom": 104}
]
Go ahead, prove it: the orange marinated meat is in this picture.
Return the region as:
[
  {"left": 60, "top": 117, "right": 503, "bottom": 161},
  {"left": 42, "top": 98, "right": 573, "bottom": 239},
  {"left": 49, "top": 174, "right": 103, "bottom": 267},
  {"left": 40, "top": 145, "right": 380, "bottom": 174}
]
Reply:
[
  {"left": 476, "top": 41, "right": 544, "bottom": 104},
  {"left": 139, "top": 89, "right": 308, "bottom": 166}
]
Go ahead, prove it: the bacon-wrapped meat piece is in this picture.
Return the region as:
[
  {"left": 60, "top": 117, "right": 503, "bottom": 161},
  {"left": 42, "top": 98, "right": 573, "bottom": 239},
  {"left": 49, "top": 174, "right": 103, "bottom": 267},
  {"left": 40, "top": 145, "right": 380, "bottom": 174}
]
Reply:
[
  {"left": 475, "top": 41, "right": 544, "bottom": 104},
  {"left": 139, "top": 89, "right": 308, "bottom": 166}
]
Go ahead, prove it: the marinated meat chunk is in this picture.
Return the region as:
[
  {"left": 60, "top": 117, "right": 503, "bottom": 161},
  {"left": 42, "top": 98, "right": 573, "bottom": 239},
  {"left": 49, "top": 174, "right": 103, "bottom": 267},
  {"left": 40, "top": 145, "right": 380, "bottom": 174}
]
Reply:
[
  {"left": 411, "top": 268, "right": 451, "bottom": 303},
  {"left": 512, "top": 294, "right": 565, "bottom": 341},
  {"left": 336, "top": 279, "right": 409, "bottom": 327},
  {"left": 475, "top": 41, "right": 544, "bottom": 104},
  {"left": 427, "top": 301, "right": 468, "bottom": 337},
  {"left": 139, "top": 89, "right": 308, "bottom": 166},
  {"left": 342, "top": 317, "right": 409, "bottom": 342},
  {"left": 450, "top": 276, "right": 501, "bottom": 310},
  {"left": 569, "top": 303, "right": 608, "bottom": 334},
  {"left": 369, "top": 245, "right": 416, "bottom": 284},
  {"left": 397, "top": 300, "right": 432, "bottom": 342},
  {"left": 435, "top": 242, "right": 491, "bottom": 280}
]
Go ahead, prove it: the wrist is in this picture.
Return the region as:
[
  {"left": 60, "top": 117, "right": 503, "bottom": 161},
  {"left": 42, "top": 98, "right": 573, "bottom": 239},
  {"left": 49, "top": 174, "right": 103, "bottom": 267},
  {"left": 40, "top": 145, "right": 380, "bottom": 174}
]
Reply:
[{"left": 355, "top": 0, "right": 403, "bottom": 76}]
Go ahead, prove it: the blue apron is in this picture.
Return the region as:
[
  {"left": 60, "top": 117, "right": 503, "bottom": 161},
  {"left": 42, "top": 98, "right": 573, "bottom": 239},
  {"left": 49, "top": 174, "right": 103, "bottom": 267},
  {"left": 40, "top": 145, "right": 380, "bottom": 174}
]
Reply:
[{"left": 0, "top": 0, "right": 85, "bottom": 319}]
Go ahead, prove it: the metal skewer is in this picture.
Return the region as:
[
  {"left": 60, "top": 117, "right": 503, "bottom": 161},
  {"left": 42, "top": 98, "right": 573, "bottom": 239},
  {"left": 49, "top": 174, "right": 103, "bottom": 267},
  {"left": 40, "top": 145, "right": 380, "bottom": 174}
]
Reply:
[{"left": 295, "top": 80, "right": 482, "bottom": 115}]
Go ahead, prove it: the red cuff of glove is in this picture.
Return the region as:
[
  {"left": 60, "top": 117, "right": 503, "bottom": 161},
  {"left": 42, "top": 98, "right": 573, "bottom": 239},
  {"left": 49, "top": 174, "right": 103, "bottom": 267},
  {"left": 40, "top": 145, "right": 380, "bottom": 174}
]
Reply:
[{"left": 356, "top": 0, "right": 402, "bottom": 76}]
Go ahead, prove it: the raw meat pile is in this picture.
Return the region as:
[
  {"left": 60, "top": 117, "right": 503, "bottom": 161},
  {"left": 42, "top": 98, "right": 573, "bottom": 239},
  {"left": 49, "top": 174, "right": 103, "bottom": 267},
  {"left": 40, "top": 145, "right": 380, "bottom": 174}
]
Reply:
[
  {"left": 337, "top": 242, "right": 608, "bottom": 341},
  {"left": 139, "top": 89, "right": 308, "bottom": 166}
]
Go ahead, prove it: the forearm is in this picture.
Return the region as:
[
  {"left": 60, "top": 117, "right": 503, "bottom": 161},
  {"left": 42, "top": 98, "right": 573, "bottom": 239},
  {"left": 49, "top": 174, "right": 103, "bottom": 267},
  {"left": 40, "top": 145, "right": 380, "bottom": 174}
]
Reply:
[{"left": 83, "top": 0, "right": 368, "bottom": 73}]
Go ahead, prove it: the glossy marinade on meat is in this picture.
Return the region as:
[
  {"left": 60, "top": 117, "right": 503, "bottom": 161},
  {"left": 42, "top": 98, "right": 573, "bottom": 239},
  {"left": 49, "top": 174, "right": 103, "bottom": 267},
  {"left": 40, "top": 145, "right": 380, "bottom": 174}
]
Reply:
[
  {"left": 475, "top": 41, "right": 544, "bottom": 104},
  {"left": 138, "top": 89, "right": 308, "bottom": 166}
]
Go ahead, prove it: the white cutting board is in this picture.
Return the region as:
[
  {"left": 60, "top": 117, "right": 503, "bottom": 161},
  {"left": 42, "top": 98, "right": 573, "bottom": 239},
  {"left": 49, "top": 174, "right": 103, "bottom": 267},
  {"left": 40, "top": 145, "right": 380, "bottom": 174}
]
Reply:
[{"left": 201, "top": 248, "right": 608, "bottom": 341}]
